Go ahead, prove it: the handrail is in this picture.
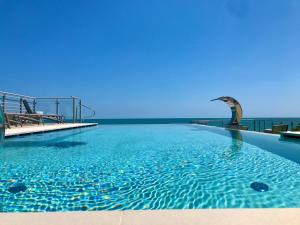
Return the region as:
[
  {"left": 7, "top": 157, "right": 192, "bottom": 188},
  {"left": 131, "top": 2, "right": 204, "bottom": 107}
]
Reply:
[
  {"left": 81, "top": 104, "right": 96, "bottom": 119},
  {"left": 0, "top": 91, "right": 36, "bottom": 99},
  {"left": 36, "top": 97, "right": 79, "bottom": 100}
]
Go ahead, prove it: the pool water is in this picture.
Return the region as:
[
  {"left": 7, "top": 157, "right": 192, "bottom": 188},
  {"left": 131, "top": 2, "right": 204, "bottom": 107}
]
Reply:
[{"left": 0, "top": 124, "right": 300, "bottom": 212}]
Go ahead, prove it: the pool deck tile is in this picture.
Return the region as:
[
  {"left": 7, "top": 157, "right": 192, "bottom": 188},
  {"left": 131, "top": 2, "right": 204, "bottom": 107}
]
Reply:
[
  {"left": 0, "top": 211, "right": 122, "bottom": 225},
  {"left": 4, "top": 123, "right": 98, "bottom": 137},
  {"left": 1, "top": 209, "right": 300, "bottom": 225}
]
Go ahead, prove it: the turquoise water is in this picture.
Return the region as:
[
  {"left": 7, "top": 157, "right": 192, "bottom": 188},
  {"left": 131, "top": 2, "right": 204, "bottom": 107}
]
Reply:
[{"left": 1, "top": 124, "right": 300, "bottom": 212}]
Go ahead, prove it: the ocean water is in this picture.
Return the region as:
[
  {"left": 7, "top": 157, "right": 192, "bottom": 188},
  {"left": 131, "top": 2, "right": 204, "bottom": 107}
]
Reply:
[{"left": 0, "top": 124, "right": 300, "bottom": 212}]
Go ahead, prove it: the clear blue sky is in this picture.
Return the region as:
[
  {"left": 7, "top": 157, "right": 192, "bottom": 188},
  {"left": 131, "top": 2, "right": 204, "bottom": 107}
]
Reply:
[{"left": 0, "top": 0, "right": 299, "bottom": 118}]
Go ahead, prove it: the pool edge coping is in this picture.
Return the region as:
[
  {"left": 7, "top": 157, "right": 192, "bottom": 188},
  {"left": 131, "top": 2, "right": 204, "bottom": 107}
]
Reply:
[
  {"left": 1, "top": 208, "right": 299, "bottom": 225},
  {"left": 4, "top": 123, "right": 98, "bottom": 138}
]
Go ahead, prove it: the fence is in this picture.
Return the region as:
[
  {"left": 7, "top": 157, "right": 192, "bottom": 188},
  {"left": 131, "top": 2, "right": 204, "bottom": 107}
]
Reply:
[
  {"left": 0, "top": 91, "right": 95, "bottom": 123},
  {"left": 195, "top": 118, "right": 300, "bottom": 132}
]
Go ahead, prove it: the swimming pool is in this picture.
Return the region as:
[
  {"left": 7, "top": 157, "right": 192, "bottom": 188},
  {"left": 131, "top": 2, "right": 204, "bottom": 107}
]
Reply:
[{"left": 1, "top": 124, "right": 300, "bottom": 212}]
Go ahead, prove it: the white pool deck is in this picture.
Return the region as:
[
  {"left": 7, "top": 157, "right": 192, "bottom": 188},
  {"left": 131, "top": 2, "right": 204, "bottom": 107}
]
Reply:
[
  {"left": 0, "top": 209, "right": 300, "bottom": 225},
  {"left": 4, "top": 123, "right": 98, "bottom": 137}
]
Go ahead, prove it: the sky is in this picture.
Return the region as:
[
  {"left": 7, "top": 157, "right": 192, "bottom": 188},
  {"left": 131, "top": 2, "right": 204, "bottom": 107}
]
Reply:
[{"left": 0, "top": 0, "right": 300, "bottom": 118}]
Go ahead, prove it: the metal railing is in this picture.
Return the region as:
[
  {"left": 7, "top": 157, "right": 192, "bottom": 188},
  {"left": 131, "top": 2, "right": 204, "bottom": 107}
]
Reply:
[
  {"left": 193, "top": 118, "right": 300, "bottom": 132},
  {"left": 0, "top": 91, "right": 35, "bottom": 114},
  {"left": 0, "top": 91, "right": 95, "bottom": 123}
]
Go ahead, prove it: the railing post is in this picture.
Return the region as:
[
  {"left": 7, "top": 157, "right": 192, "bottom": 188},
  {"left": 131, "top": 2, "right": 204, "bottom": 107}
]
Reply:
[
  {"left": 33, "top": 99, "right": 37, "bottom": 112},
  {"left": 72, "top": 97, "right": 76, "bottom": 123},
  {"left": 2, "top": 94, "right": 5, "bottom": 113},
  {"left": 20, "top": 98, "right": 23, "bottom": 114},
  {"left": 55, "top": 99, "right": 59, "bottom": 116},
  {"left": 79, "top": 99, "right": 82, "bottom": 123},
  {"left": 253, "top": 120, "right": 256, "bottom": 132},
  {"left": 75, "top": 107, "right": 78, "bottom": 122}
]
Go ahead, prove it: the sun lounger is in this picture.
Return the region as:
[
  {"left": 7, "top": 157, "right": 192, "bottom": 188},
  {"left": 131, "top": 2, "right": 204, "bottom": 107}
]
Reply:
[
  {"left": 22, "top": 99, "right": 64, "bottom": 123},
  {"left": 292, "top": 124, "right": 300, "bottom": 131},
  {"left": 225, "top": 124, "right": 249, "bottom": 131},
  {"left": 264, "top": 124, "right": 288, "bottom": 134}
]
